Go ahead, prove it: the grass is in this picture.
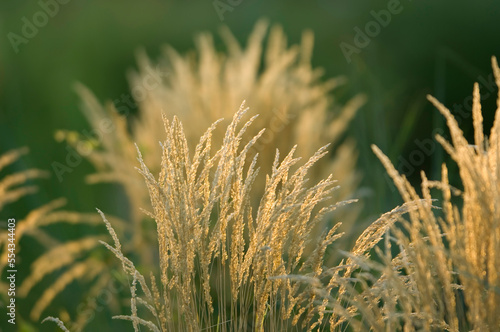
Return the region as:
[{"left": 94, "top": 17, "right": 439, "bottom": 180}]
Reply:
[
  {"left": 31, "top": 21, "right": 363, "bottom": 330},
  {"left": 98, "top": 104, "right": 348, "bottom": 331},
  {"left": 309, "top": 56, "right": 500, "bottom": 331},
  {"left": 3, "top": 23, "right": 500, "bottom": 332}
]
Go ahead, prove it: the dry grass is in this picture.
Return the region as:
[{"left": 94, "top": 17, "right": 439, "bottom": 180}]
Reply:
[
  {"left": 0, "top": 147, "right": 49, "bottom": 298},
  {"left": 13, "top": 23, "right": 500, "bottom": 332},
  {"left": 0, "top": 147, "right": 48, "bottom": 211},
  {"left": 42, "top": 316, "right": 71, "bottom": 332},
  {"left": 61, "top": 21, "right": 365, "bottom": 268},
  {"left": 15, "top": 22, "right": 363, "bottom": 329},
  {"left": 97, "top": 100, "right": 430, "bottom": 331},
  {"left": 130, "top": 20, "right": 364, "bottom": 209},
  {"left": 313, "top": 56, "right": 500, "bottom": 331},
  {"left": 0, "top": 147, "right": 122, "bottom": 327},
  {"left": 100, "top": 103, "right": 356, "bottom": 331}
]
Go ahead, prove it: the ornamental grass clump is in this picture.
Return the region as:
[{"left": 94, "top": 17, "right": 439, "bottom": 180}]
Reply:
[
  {"left": 35, "top": 21, "right": 363, "bottom": 329},
  {"left": 311, "top": 57, "right": 500, "bottom": 331},
  {"left": 374, "top": 57, "right": 500, "bottom": 331},
  {"left": 96, "top": 100, "right": 424, "bottom": 331},
  {"left": 63, "top": 21, "right": 364, "bottom": 267},
  {"left": 99, "top": 103, "right": 354, "bottom": 331}
]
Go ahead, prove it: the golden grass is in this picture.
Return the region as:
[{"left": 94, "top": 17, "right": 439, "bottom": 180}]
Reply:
[
  {"left": 14, "top": 24, "right": 500, "bottom": 332},
  {"left": 24, "top": 22, "right": 363, "bottom": 329},
  {"left": 0, "top": 147, "right": 48, "bottom": 298},
  {"left": 0, "top": 147, "right": 48, "bottom": 211},
  {"left": 100, "top": 103, "right": 354, "bottom": 331},
  {"left": 0, "top": 147, "right": 120, "bottom": 326},
  {"left": 62, "top": 21, "right": 365, "bottom": 269},
  {"left": 96, "top": 98, "right": 434, "bottom": 332},
  {"left": 317, "top": 56, "right": 500, "bottom": 331},
  {"left": 130, "top": 20, "right": 364, "bottom": 207}
]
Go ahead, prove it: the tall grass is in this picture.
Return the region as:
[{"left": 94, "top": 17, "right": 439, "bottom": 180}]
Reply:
[
  {"left": 98, "top": 104, "right": 347, "bottom": 331},
  {"left": 98, "top": 102, "right": 421, "bottom": 331},
  {"left": 310, "top": 56, "right": 500, "bottom": 331},
  {"left": 35, "top": 21, "right": 363, "bottom": 329},
  {"left": 11, "top": 23, "right": 500, "bottom": 332},
  {"left": 66, "top": 20, "right": 364, "bottom": 266}
]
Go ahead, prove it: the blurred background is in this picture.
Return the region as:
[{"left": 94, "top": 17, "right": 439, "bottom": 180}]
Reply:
[{"left": 1, "top": 0, "right": 500, "bottom": 330}]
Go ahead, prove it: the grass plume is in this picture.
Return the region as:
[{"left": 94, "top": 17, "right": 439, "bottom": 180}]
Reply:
[
  {"left": 319, "top": 56, "right": 500, "bottom": 331},
  {"left": 100, "top": 103, "right": 352, "bottom": 331}
]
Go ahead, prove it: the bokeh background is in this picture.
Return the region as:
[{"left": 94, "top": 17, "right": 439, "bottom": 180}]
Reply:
[{"left": 1, "top": 0, "right": 500, "bottom": 330}]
